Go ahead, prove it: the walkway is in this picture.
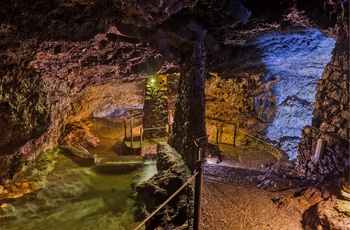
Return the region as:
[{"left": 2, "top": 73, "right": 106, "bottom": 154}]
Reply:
[{"left": 201, "top": 144, "right": 303, "bottom": 230}]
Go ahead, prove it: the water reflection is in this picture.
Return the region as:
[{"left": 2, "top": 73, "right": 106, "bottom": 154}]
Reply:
[{"left": 0, "top": 118, "right": 156, "bottom": 230}]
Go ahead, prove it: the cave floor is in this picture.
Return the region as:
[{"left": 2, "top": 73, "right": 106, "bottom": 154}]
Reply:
[{"left": 201, "top": 145, "right": 303, "bottom": 230}]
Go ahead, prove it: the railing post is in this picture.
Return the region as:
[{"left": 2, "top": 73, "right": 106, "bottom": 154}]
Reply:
[
  {"left": 192, "top": 135, "right": 196, "bottom": 173},
  {"left": 233, "top": 125, "right": 237, "bottom": 147},
  {"left": 130, "top": 117, "right": 133, "bottom": 147},
  {"left": 193, "top": 146, "right": 203, "bottom": 230},
  {"left": 140, "top": 127, "right": 143, "bottom": 148},
  {"left": 215, "top": 127, "right": 219, "bottom": 144},
  {"left": 124, "top": 120, "right": 127, "bottom": 140}
]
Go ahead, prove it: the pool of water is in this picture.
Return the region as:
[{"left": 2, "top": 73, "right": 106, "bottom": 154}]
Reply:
[
  {"left": 0, "top": 118, "right": 157, "bottom": 230},
  {"left": 0, "top": 151, "right": 150, "bottom": 230}
]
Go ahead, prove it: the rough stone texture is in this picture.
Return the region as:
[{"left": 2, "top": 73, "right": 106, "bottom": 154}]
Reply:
[
  {"left": 168, "top": 30, "right": 208, "bottom": 170},
  {"left": 0, "top": 149, "right": 58, "bottom": 200},
  {"left": 205, "top": 73, "right": 261, "bottom": 130},
  {"left": 0, "top": 0, "right": 167, "bottom": 181},
  {"left": 205, "top": 29, "right": 336, "bottom": 159},
  {"left": 256, "top": 29, "right": 335, "bottom": 158},
  {"left": 270, "top": 180, "right": 347, "bottom": 230},
  {"left": 78, "top": 82, "right": 145, "bottom": 120},
  {"left": 296, "top": 33, "right": 349, "bottom": 178},
  {"left": 115, "top": 0, "right": 198, "bottom": 27},
  {"left": 0, "top": 0, "right": 348, "bottom": 188},
  {"left": 167, "top": 74, "right": 180, "bottom": 127},
  {"left": 59, "top": 121, "right": 99, "bottom": 158},
  {"left": 0, "top": 4, "right": 348, "bottom": 230},
  {"left": 143, "top": 75, "right": 169, "bottom": 138},
  {"left": 135, "top": 142, "right": 192, "bottom": 229},
  {"left": 317, "top": 198, "right": 350, "bottom": 230},
  {"left": 297, "top": 126, "right": 349, "bottom": 179}
]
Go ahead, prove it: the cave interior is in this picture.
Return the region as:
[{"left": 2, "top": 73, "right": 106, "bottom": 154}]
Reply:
[{"left": 0, "top": 0, "right": 349, "bottom": 229}]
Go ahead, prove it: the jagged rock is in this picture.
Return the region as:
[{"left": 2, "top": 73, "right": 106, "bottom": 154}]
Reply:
[
  {"left": 317, "top": 198, "right": 350, "bottom": 230},
  {"left": 59, "top": 122, "right": 99, "bottom": 158},
  {"left": 0, "top": 0, "right": 348, "bottom": 197},
  {"left": 341, "top": 163, "right": 350, "bottom": 200},
  {"left": 256, "top": 174, "right": 307, "bottom": 192},
  {"left": 0, "top": 149, "right": 58, "bottom": 201},
  {"left": 205, "top": 143, "right": 223, "bottom": 164},
  {"left": 135, "top": 142, "right": 192, "bottom": 229}
]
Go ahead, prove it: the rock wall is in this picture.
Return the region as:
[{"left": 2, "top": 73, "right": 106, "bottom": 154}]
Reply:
[
  {"left": 0, "top": 0, "right": 348, "bottom": 185},
  {"left": 0, "top": 0, "right": 167, "bottom": 181},
  {"left": 256, "top": 29, "right": 336, "bottom": 158},
  {"left": 296, "top": 36, "right": 349, "bottom": 178},
  {"left": 205, "top": 29, "right": 336, "bottom": 159},
  {"left": 80, "top": 82, "right": 145, "bottom": 120},
  {"left": 135, "top": 142, "right": 192, "bottom": 229},
  {"left": 0, "top": 37, "right": 51, "bottom": 180}
]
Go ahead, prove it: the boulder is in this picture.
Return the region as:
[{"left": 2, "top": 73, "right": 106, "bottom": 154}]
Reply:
[{"left": 134, "top": 142, "right": 192, "bottom": 229}]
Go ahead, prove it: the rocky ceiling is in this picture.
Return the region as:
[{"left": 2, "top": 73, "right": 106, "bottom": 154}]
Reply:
[{"left": 0, "top": 0, "right": 348, "bottom": 180}]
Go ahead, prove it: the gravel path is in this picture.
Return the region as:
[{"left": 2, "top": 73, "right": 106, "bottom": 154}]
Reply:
[{"left": 200, "top": 148, "right": 304, "bottom": 230}]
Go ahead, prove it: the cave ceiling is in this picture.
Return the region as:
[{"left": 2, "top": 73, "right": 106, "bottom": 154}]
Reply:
[
  {"left": 1, "top": 0, "right": 345, "bottom": 75},
  {"left": 0, "top": 0, "right": 348, "bottom": 158}
]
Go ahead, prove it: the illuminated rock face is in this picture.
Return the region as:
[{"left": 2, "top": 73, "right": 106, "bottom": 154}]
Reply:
[
  {"left": 143, "top": 75, "right": 169, "bottom": 139},
  {"left": 296, "top": 38, "right": 349, "bottom": 178},
  {"left": 256, "top": 29, "right": 336, "bottom": 158},
  {"left": 0, "top": 0, "right": 348, "bottom": 182}
]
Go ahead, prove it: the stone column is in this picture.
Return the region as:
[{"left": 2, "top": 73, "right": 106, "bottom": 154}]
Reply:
[
  {"left": 142, "top": 75, "right": 168, "bottom": 139},
  {"left": 168, "top": 30, "right": 207, "bottom": 170}
]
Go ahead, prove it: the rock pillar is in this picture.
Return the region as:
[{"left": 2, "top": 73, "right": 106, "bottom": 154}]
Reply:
[
  {"left": 142, "top": 75, "right": 168, "bottom": 139},
  {"left": 168, "top": 30, "right": 207, "bottom": 169}
]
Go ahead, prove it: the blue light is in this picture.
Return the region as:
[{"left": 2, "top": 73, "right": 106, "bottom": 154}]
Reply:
[{"left": 255, "top": 29, "right": 335, "bottom": 158}]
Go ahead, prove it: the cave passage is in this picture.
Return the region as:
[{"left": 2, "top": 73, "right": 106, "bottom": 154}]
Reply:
[
  {"left": 0, "top": 0, "right": 348, "bottom": 229},
  {"left": 0, "top": 118, "right": 157, "bottom": 230}
]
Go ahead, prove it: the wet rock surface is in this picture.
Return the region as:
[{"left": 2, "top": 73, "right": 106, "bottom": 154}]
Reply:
[{"left": 0, "top": 149, "right": 58, "bottom": 201}]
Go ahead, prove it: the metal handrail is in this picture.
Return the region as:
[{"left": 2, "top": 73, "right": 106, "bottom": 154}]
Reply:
[
  {"left": 213, "top": 123, "right": 273, "bottom": 146},
  {"left": 213, "top": 124, "right": 283, "bottom": 159},
  {"left": 142, "top": 126, "right": 167, "bottom": 131},
  {"left": 134, "top": 171, "right": 199, "bottom": 230},
  {"left": 125, "top": 114, "right": 144, "bottom": 123},
  {"left": 234, "top": 127, "right": 272, "bottom": 146}
]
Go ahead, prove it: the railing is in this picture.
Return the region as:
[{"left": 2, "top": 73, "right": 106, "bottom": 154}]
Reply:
[
  {"left": 134, "top": 136, "right": 205, "bottom": 230},
  {"left": 124, "top": 115, "right": 143, "bottom": 147},
  {"left": 134, "top": 171, "right": 199, "bottom": 230},
  {"left": 123, "top": 115, "right": 169, "bottom": 148},
  {"left": 211, "top": 124, "right": 284, "bottom": 160}
]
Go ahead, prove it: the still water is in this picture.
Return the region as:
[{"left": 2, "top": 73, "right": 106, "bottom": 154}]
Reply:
[{"left": 0, "top": 118, "right": 156, "bottom": 230}]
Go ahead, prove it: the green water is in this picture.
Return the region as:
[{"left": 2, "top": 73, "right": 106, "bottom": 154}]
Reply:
[
  {"left": 0, "top": 151, "right": 146, "bottom": 230},
  {"left": 0, "top": 118, "right": 156, "bottom": 230}
]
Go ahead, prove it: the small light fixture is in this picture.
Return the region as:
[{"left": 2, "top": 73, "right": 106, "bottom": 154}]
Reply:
[{"left": 149, "top": 77, "right": 156, "bottom": 86}]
